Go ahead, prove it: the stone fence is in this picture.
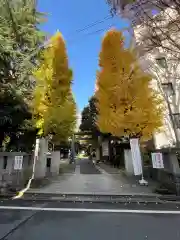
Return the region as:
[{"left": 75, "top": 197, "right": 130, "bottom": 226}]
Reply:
[
  {"left": 150, "top": 148, "right": 180, "bottom": 195},
  {"left": 0, "top": 139, "right": 61, "bottom": 192},
  {"left": 0, "top": 152, "right": 32, "bottom": 189}
]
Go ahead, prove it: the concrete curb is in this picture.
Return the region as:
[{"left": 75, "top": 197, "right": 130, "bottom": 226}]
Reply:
[
  {"left": 16, "top": 198, "right": 165, "bottom": 204},
  {"left": 0, "top": 194, "right": 162, "bottom": 203},
  {"left": 24, "top": 192, "right": 180, "bottom": 203},
  {"left": 1, "top": 192, "right": 180, "bottom": 204},
  {"left": 159, "top": 195, "right": 180, "bottom": 201},
  {"left": 1, "top": 193, "right": 179, "bottom": 204},
  {"left": 22, "top": 193, "right": 180, "bottom": 203},
  {"left": 26, "top": 192, "right": 160, "bottom": 197},
  {"left": 0, "top": 194, "right": 15, "bottom": 200}
]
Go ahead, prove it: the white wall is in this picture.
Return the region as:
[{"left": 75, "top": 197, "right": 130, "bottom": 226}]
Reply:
[{"left": 133, "top": 12, "right": 180, "bottom": 149}]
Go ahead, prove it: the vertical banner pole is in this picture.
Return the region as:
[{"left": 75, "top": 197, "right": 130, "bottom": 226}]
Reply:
[{"left": 130, "top": 138, "right": 148, "bottom": 186}]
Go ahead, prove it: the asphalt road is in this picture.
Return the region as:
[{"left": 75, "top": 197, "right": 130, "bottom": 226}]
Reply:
[
  {"left": 0, "top": 201, "right": 180, "bottom": 240},
  {"left": 79, "top": 158, "right": 101, "bottom": 174},
  {"left": 1, "top": 158, "right": 180, "bottom": 239}
]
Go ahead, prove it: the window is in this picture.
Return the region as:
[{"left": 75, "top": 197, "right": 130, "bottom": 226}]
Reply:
[{"left": 3, "top": 156, "right": 8, "bottom": 169}]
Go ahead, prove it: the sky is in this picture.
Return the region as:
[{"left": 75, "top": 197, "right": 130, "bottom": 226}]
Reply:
[{"left": 38, "top": 0, "right": 130, "bottom": 112}]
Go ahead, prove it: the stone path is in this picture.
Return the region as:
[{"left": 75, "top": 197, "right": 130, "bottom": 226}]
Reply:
[{"left": 29, "top": 158, "right": 157, "bottom": 195}]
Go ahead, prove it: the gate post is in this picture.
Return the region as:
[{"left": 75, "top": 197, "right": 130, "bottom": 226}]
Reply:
[{"left": 70, "top": 134, "right": 75, "bottom": 163}]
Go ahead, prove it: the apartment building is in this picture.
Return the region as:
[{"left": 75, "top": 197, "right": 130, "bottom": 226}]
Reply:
[{"left": 107, "top": 0, "right": 180, "bottom": 148}]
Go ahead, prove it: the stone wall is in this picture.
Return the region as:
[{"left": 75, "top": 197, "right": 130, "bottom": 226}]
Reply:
[
  {"left": 151, "top": 148, "right": 180, "bottom": 195},
  {"left": 0, "top": 152, "right": 32, "bottom": 189},
  {"left": 0, "top": 138, "right": 61, "bottom": 192}
]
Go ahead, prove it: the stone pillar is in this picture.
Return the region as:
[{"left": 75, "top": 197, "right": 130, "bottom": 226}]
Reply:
[
  {"left": 51, "top": 151, "right": 61, "bottom": 176},
  {"left": 169, "top": 152, "right": 180, "bottom": 195},
  {"left": 96, "top": 148, "right": 100, "bottom": 163},
  {"left": 34, "top": 138, "right": 48, "bottom": 179},
  {"left": 124, "top": 149, "right": 134, "bottom": 176},
  {"left": 101, "top": 140, "right": 109, "bottom": 162},
  {"left": 169, "top": 153, "right": 180, "bottom": 174}
]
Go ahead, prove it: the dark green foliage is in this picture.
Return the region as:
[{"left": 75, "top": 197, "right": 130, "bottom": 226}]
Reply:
[
  {"left": 80, "top": 96, "right": 99, "bottom": 135},
  {"left": 0, "top": 0, "right": 45, "bottom": 150}
]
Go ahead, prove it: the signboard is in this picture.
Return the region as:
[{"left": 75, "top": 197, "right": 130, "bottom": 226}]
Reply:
[
  {"left": 14, "top": 156, "right": 23, "bottom": 170},
  {"left": 151, "top": 152, "right": 164, "bottom": 169},
  {"left": 102, "top": 141, "right": 109, "bottom": 156},
  {"left": 130, "top": 138, "right": 142, "bottom": 176}
]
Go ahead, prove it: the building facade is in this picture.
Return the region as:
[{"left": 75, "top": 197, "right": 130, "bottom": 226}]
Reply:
[{"left": 107, "top": 0, "right": 180, "bottom": 148}]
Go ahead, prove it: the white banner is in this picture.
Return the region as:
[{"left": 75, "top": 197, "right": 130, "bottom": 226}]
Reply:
[
  {"left": 14, "top": 156, "right": 23, "bottom": 170},
  {"left": 151, "top": 152, "right": 164, "bottom": 169},
  {"left": 130, "top": 138, "right": 142, "bottom": 176},
  {"left": 102, "top": 141, "right": 109, "bottom": 156},
  {"left": 34, "top": 138, "right": 40, "bottom": 158}
]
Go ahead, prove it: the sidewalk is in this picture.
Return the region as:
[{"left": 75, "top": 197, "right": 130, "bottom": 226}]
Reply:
[
  {"left": 97, "top": 162, "right": 158, "bottom": 194},
  {"left": 28, "top": 159, "right": 158, "bottom": 196}
]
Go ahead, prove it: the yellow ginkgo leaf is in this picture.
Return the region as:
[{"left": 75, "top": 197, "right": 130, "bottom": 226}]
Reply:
[
  {"left": 32, "top": 31, "right": 77, "bottom": 143},
  {"left": 96, "top": 28, "right": 163, "bottom": 141}
]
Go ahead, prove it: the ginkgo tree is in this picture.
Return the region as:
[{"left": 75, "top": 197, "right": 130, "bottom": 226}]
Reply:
[
  {"left": 96, "top": 29, "right": 163, "bottom": 141},
  {"left": 33, "top": 32, "right": 77, "bottom": 143}
]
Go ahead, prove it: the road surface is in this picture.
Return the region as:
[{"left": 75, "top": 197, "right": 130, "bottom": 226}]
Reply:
[
  {"left": 28, "top": 158, "right": 156, "bottom": 195},
  {"left": 2, "top": 159, "right": 177, "bottom": 239},
  {"left": 79, "top": 158, "right": 101, "bottom": 174},
  {"left": 0, "top": 200, "right": 180, "bottom": 240}
]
